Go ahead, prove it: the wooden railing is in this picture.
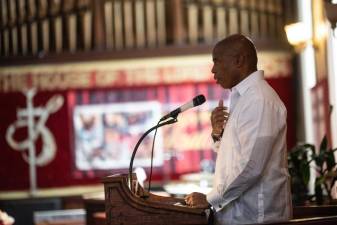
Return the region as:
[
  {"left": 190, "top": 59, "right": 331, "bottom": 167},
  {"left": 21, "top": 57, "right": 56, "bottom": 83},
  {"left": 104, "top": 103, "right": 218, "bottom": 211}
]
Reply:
[
  {"left": 180, "top": 0, "right": 292, "bottom": 44},
  {"left": 0, "top": 0, "right": 296, "bottom": 65},
  {"left": 102, "top": 0, "right": 167, "bottom": 49}
]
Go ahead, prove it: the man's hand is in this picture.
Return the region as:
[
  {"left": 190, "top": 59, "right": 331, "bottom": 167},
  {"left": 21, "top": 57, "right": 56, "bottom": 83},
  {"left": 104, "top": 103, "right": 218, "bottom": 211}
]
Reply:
[
  {"left": 184, "top": 192, "right": 210, "bottom": 209},
  {"left": 211, "top": 100, "right": 229, "bottom": 136}
]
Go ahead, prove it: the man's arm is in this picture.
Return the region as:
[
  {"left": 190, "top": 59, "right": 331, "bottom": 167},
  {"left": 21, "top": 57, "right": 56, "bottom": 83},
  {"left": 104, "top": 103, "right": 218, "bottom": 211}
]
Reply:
[{"left": 185, "top": 100, "right": 229, "bottom": 208}]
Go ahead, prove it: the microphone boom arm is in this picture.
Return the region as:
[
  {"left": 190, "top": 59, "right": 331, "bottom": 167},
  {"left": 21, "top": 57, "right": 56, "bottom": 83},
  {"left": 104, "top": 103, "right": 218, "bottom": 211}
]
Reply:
[{"left": 128, "top": 117, "right": 178, "bottom": 190}]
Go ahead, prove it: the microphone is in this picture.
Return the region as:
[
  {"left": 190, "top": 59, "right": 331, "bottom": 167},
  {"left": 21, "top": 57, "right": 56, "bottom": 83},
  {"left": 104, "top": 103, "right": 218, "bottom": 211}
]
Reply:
[{"left": 160, "top": 95, "right": 206, "bottom": 121}]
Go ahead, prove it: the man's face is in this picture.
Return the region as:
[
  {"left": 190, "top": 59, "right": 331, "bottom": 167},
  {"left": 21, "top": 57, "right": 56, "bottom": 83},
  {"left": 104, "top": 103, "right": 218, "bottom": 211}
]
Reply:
[{"left": 211, "top": 47, "right": 240, "bottom": 89}]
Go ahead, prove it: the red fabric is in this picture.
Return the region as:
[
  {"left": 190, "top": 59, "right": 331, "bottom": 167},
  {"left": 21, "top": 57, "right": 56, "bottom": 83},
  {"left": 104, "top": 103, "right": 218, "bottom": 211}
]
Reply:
[{"left": 0, "top": 77, "right": 295, "bottom": 191}]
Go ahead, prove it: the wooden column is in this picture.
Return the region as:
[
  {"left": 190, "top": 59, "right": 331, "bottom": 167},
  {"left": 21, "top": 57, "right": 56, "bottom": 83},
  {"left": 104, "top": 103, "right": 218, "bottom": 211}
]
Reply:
[
  {"left": 146, "top": 0, "right": 157, "bottom": 47},
  {"left": 8, "top": 0, "right": 18, "bottom": 55},
  {"left": 113, "top": 0, "right": 123, "bottom": 49},
  {"left": 156, "top": 0, "right": 166, "bottom": 46},
  {"left": 63, "top": 0, "right": 76, "bottom": 52},
  {"left": 135, "top": 0, "right": 146, "bottom": 48},
  {"left": 275, "top": 0, "right": 284, "bottom": 40},
  {"left": 28, "top": 0, "right": 38, "bottom": 54},
  {"left": 214, "top": 0, "right": 227, "bottom": 40},
  {"left": 92, "top": 0, "right": 105, "bottom": 50},
  {"left": 239, "top": 0, "right": 249, "bottom": 36},
  {"left": 249, "top": 0, "right": 259, "bottom": 38},
  {"left": 104, "top": 0, "right": 113, "bottom": 49},
  {"left": 49, "top": 0, "right": 63, "bottom": 53},
  {"left": 257, "top": 0, "right": 268, "bottom": 38},
  {"left": 227, "top": 0, "right": 238, "bottom": 35},
  {"left": 171, "top": 0, "right": 185, "bottom": 45},
  {"left": 187, "top": 0, "right": 198, "bottom": 44},
  {"left": 37, "top": 0, "right": 49, "bottom": 54},
  {"left": 124, "top": 0, "right": 135, "bottom": 48},
  {"left": 202, "top": 1, "right": 214, "bottom": 43},
  {"left": 1, "top": 0, "right": 9, "bottom": 56},
  {"left": 18, "top": 0, "right": 28, "bottom": 55}
]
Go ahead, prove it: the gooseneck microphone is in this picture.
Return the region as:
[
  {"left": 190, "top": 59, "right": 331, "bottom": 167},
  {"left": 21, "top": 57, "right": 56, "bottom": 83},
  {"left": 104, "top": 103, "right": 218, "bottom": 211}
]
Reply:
[
  {"left": 160, "top": 94, "right": 206, "bottom": 121},
  {"left": 128, "top": 118, "right": 177, "bottom": 194},
  {"left": 128, "top": 94, "right": 207, "bottom": 196}
]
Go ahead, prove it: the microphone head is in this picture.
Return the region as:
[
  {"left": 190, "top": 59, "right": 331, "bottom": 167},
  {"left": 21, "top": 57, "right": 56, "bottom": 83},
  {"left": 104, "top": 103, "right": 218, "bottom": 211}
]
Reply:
[{"left": 193, "top": 95, "right": 206, "bottom": 106}]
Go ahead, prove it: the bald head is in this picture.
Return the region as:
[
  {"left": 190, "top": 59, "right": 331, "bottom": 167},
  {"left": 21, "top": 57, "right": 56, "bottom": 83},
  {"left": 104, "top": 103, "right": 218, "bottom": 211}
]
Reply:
[
  {"left": 214, "top": 34, "right": 258, "bottom": 70},
  {"left": 211, "top": 34, "right": 258, "bottom": 89}
]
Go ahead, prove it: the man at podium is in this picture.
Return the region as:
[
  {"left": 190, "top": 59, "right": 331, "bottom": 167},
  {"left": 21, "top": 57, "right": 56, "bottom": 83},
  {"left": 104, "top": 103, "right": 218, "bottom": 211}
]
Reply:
[{"left": 185, "top": 34, "right": 293, "bottom": 224}]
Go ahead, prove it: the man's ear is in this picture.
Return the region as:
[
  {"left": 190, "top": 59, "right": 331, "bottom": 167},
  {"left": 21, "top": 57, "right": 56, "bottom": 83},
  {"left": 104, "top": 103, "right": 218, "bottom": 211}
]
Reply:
[{"left": 235, "top": 55, "right": 245, "bottom": 68}]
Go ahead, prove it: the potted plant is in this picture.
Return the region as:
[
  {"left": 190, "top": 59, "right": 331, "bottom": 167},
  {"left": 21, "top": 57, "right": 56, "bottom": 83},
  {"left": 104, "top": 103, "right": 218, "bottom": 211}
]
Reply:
[{"left": 288, "top": 135, "right": 337, "bottom": 205}]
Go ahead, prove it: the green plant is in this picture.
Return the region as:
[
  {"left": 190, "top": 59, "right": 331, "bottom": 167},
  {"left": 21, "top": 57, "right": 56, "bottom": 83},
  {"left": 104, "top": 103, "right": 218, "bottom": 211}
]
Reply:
[
  {"left": 288, "top": 135, "right": 337, "bottom": 205},
  {"left": 288, "top": 143, "right": 310, "bottom": 205}
]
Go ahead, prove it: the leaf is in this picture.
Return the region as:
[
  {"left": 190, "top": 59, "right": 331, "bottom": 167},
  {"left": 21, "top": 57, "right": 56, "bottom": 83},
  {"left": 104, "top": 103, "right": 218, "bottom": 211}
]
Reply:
[
  {"left": 303, "top": 143, "right": 315, "bottom": 149},
  {"left": 319, "top": 135, "right": 328, "bottom": 153},
  {"left": 331, "top": 172, "right": 337, "bottom": 189},
  {"left": 325, "top": 170, "right": 337, "bottom": 178},
  {"left": 326, "top": 151, "right": 336, "bottom": 171},
  {"left": 315, "top": 176, "right": 325, "bottom": 186},
  {"left": 302, "top": 144, "right": 315, "bottom": 156},
  {"left": 303, "top": 143, "right": 315, "bottom": 152},
  {"left": 301, "top": 163, "right": 310, "bottom": 185},
  {"left": 315, "top": 154, "right": 325, "bottom": 168}
]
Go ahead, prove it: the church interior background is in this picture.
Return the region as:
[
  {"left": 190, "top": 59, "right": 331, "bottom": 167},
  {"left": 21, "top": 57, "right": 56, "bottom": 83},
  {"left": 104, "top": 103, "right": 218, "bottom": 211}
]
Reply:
[{"left": 0, "top": 0, "right": 337, "bottom": 224}]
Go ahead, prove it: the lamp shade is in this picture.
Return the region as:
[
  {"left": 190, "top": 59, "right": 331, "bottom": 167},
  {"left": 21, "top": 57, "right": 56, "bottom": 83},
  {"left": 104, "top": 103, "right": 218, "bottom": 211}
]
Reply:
[{"left": 284, "top": 22, "right": 312, "bottom": 46}]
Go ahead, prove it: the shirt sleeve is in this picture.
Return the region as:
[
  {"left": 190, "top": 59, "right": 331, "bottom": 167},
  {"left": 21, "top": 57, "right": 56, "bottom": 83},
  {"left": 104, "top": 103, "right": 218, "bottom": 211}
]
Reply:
[{"left": 207, "top": 99, "right": 286, "bottom": 211}]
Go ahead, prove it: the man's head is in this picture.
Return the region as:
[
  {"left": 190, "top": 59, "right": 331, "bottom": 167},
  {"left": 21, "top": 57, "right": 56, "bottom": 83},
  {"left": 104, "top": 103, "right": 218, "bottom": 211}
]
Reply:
[{"left": 211, "top": 34, "right": 258, "bottom": 89}]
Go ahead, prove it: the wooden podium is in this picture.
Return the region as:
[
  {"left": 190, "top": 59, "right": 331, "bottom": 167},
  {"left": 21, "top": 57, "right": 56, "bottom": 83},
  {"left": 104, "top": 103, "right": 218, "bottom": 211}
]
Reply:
[{"left": 102, "top": 174, "right": 209, "bottom": 225}]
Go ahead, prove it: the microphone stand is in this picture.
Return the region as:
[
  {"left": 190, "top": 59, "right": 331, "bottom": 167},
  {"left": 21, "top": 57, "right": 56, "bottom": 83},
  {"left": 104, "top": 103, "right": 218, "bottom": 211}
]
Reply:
[{"left": 128, "top": 117, "right": 178, "bottom": 195}]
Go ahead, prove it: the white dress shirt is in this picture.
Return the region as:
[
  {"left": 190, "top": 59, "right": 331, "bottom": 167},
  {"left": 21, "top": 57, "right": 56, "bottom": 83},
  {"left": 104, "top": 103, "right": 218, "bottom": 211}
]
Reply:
[{"left": 207, "top": 70, "right": 292, "bottom": 224}]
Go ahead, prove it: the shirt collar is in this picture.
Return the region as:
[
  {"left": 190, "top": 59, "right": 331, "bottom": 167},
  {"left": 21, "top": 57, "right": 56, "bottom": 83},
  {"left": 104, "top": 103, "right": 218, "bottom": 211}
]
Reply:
[{"left": 232, "top": 70, "right": 264, "bottom": 96}]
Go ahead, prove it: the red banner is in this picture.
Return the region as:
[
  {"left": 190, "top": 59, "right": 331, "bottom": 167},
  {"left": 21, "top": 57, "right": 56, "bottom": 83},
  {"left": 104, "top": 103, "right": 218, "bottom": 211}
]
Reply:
[{"left": 0, "top": 54, "right": 295, "bottom": 192}]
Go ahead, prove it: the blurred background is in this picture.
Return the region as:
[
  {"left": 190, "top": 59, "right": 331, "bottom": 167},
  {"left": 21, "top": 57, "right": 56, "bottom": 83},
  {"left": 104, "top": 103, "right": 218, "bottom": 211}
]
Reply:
[{"left": 0, "top": 0, "right": 337, "bottom": 224}]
